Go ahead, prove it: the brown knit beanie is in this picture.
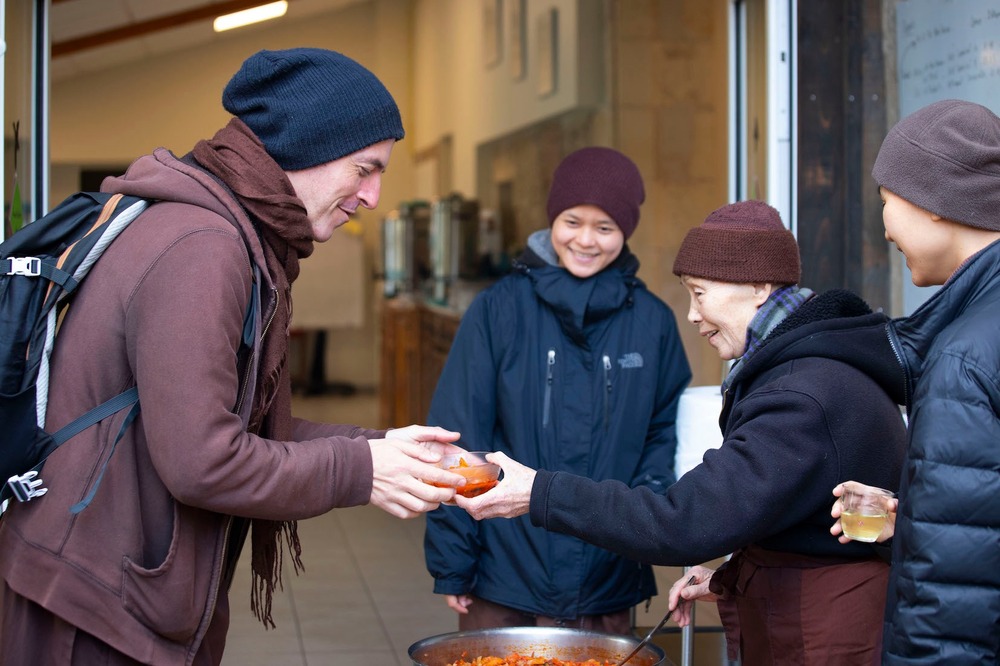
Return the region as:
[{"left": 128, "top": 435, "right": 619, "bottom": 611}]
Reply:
[
  {"left": 672, "top": 200, "right": 801, "bottom": 284},
  {"left": 872, "top": 99, "right": 1000, "bottom": 231},
  {"left": 546, "top": 147, "right": 645, "bottom": 239}
]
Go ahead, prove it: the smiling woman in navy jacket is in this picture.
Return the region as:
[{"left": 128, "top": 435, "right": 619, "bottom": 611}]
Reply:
[{"left": 423, "top": 147, "right": 692, "bottom": 634}]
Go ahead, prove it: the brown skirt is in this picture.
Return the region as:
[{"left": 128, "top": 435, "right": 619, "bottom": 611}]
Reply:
[{"left": 710, "top": 545, "right": 889, "bottom": 666}]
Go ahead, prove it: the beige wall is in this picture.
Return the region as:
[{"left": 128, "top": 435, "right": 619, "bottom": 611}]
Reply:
[
  {"left": 48, "top": 0, "right": 732, "bottom": 391},
  {"left": 612, "top": 0, "right": 730, "bottom": 386},
  {"left": 412, "top": 0, "right": 604, "bottom": 198}
]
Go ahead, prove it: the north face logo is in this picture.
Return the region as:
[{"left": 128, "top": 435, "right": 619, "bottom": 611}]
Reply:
[{"left": 618, "top": 352, "right": 644, "bottom": 369}]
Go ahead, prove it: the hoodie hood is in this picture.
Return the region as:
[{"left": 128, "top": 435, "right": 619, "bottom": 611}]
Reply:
[
  {"left": 102, "top": 148, "right": 271, "bottom": 288},
  {"left": 733, "top": 289, "right": 907, "bottom": 405}
]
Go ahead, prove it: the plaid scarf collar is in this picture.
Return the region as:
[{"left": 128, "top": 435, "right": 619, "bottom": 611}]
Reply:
[{"left": 724, "top": 285, "right": 815, "bottom": 390}]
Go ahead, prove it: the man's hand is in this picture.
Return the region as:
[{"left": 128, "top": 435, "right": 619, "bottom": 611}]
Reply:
[{"left": 368, "top": 425, "right": 465, "bottom": 518}]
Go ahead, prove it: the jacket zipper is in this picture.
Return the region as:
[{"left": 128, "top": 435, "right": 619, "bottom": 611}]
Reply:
[
  {"left": 884, "top": 321, "right": 911, "bottom": 410},
  {"left": 603, "top": 354, "right": 612, "bottom": 432},
  {"left": 201, "top": 288, "right": 278, "bottom": 658},
  {"left": 195, "top": 515, "right": 233, "bottom": 662},
  {"left": 235, "top": 285, "right": 279, "bottom": 417},
  {"left": 543, "top": 349, "right": 555, "bottom": 427}
]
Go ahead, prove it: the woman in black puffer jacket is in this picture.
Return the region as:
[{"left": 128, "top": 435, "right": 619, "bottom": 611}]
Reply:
[{"left": 841, "top": 99, "right": 1000, "bottom": 665}]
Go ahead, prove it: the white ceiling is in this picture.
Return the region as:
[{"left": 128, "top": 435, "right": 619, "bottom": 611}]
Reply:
[{"left": 49, "top": 0, "right": 368, "bottom": 82}]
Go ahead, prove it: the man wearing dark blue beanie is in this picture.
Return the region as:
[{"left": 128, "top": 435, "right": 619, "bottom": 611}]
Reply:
[
  {"left": 223, "top": 47, "right": 405, "bottom": 170},
  {"left": 0, "top": 47, "right": 466, "bottom": 665}
]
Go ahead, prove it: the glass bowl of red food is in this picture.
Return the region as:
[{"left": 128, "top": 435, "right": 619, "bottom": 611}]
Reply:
[{"left": 433, "top": 451, "right": 501, "bottom": 497}]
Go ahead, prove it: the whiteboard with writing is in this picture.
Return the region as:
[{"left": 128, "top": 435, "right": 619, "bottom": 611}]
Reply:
[
  {"left": 896, "top": 0, "right": 1000, "bottom": 117},
  {"left": 894, "top": 0, "right": 999, "bottom": 314}
]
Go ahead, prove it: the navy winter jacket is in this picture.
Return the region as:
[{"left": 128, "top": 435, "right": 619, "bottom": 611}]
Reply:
[
  {"left": 883, "top": 239, "right": 1000, "bottom": 665},
  {"left": 424, "top": 231, "right": 691, "bottom": 618}
]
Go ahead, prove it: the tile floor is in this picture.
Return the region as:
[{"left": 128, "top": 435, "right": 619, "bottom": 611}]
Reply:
[{"left": 220, "top": 392, "right": 727, "bottom": 666}]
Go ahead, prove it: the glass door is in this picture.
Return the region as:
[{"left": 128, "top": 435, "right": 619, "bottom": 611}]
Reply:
[
  {"left": 730, "top": 0, "right": 796, "bottom": 234},
  {"left": 3, "top": 0, "right": 48, "bottom": 241}
]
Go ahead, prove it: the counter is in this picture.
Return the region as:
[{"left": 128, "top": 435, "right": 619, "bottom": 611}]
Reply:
[{"left": 378, "top": 296, "right": 463, "bottom": 429}]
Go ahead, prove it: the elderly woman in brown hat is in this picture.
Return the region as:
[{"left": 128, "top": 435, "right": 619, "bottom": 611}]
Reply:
[{"left": 455, "top": 200, "right": 907, "bottom": 665}]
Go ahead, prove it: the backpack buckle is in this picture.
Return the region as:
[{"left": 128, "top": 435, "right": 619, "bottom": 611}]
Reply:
[
  {"left": 7, "top": 257, "right": 42, "bottom": 277},
  {"left": 6, "top": 471, "right": 48, "bottom": 502}
]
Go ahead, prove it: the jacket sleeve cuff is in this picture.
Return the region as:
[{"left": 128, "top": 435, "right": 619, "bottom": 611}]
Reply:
[
  {"left": 433, "top": 578, "right": 472, "bottom": 596},
  {"left": 329, "top": 435, "right": 375, "bottom": 507},
  {"left": 292, "top": 416, "right": 386, "bottom": 441},
  {"left": 528, "top": 469, "right": 556, "bottom": 528}
]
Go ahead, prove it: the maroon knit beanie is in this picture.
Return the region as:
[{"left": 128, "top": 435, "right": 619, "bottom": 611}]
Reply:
[
  {"left": 546, "top": 147, "right": 645, "bottom": 239},
  {"left": 872, "top": 99, "right": 1000, "bottom": 231},
  {"left": 672, "top": 200, "right": 801, "bottom": 284}
]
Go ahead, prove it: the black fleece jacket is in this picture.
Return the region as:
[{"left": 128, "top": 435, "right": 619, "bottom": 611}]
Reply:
[{"left": 529, "top": 290, "right": 908, "bottom": 566}]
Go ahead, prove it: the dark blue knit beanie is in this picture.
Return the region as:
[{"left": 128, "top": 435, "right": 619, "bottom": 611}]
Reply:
[{"left": 223, "top": 48, "right": 405, "bottom": 170}]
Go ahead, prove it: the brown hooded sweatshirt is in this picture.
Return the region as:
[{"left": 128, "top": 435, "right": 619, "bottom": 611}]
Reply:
[{"left": 0, "top": 131, "right": 380, "bottom": 665}]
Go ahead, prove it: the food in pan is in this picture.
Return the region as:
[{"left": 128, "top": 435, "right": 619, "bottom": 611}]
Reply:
[{"left": 447, "top": 654, "right": 614, "bottom": 666}]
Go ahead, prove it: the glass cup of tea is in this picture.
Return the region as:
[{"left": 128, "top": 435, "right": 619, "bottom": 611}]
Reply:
[{"left": 840, "top": 482, "right": 895, "bottom": 543}]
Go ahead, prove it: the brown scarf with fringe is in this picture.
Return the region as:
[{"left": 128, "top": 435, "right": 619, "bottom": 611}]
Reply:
[{"left": 193, "top": 118, "right": 315, "bottom": 627}]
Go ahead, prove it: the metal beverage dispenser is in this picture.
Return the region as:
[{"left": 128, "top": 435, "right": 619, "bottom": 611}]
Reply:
[
  {"left": 429, "top": 194, "right": 480, "bottom": 305},
  {"left": 428, "top": 197, "right": 453, "bottom": 304},
  {"left": 380, "top": 200, "right": 430, "bottom": 298},
  {"left": 380, "top": 209, "right": 410, "bottom": 298}
]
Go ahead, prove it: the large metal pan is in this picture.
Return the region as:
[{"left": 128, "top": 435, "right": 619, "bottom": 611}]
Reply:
[{"left": 408, "top": 626, "right": 667, "bottom": 666}]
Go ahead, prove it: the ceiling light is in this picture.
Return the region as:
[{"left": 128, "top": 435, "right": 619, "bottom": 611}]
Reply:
[{"left": 214, "top": 1, "right": 288, "bottom": 32}]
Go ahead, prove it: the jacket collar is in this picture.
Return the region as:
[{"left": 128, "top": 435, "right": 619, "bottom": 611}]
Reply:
[
  {"left": 513, "top": 230, "right": 642, "bottom": 345},
  {"left": 890, "top": 238, "right": 1000, "bottom": 383}
]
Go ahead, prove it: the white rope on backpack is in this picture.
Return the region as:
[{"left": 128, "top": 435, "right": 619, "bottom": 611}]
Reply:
[
  {"left": 70, "top": 200, "right": 149, "bottom": 286},
  {"left": 35, "top": 309, "right": 58, "bottom": 428},
  {"left": 36, "top": 199, "right": 149, "bottom": 427}
]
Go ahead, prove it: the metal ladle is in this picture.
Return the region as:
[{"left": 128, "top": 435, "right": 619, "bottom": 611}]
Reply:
[
  {"left": 616, "top": 574, "right": 696, "bottom": 666},
  {"left": 615, "top": 606, "right": 676, "bottom": 666}
]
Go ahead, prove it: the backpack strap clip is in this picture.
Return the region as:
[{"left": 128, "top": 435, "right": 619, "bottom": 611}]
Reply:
[
  {"left": 6, "top": 470, "right": 48, "bottom": 502},
  {"left": 4, "top": 257, "right": 42, "bottom": 277}
]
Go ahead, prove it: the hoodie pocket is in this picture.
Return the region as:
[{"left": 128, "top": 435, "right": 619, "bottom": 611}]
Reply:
[{"left": 121, "top": 502, "right": 226, "bottom": 642}]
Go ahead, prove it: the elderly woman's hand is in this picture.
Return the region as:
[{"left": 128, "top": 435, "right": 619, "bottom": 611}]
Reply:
[
  {"left": 453, "top": 452, "right": 535, "bottom": 520},
  {"left": 667, "top": 565, "right": 718, "bottom": 628}
]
